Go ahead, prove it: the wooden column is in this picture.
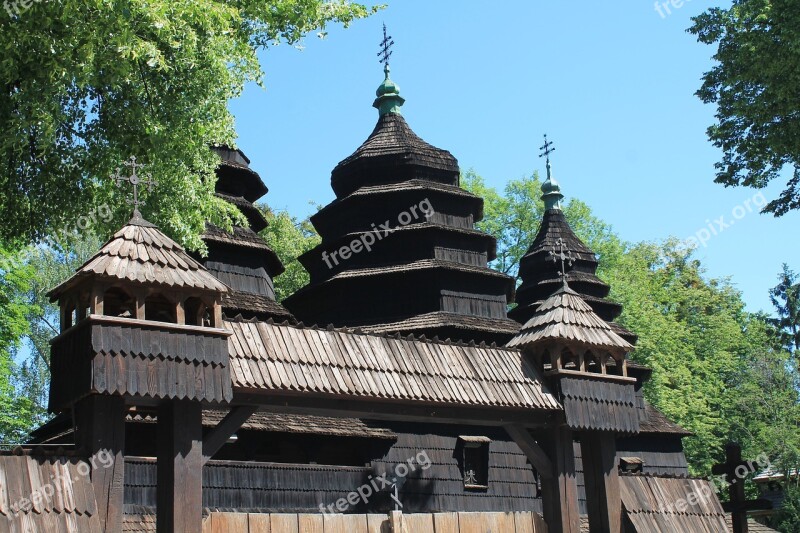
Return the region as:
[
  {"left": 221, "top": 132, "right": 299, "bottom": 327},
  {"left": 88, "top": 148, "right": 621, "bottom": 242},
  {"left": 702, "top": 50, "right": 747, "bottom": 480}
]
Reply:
[
  {"left": 157, "top": 399, "right": 204, "bottom": 533},
  {"left": 581, "top": 432, "right": 622, "bottom": 533},
  {"left": 538, "top": 425, "right": 581, "bottom": 533},
  {"left": 75, "top": 395, "right": 126, "bottom": 533}
]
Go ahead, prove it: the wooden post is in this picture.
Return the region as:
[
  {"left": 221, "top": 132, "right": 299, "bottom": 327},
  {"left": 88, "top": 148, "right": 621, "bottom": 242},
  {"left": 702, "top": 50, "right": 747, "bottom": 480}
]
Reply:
[
  {"left": 157, "top": 399, "right": 204, "bottom": 533},
  {"left": 538, "top": 425, "right": 581, "bottom": 533},
  {"left": 581, "top": 432, "right": 622, "bottom": 533},
  {"left": 75, "top": 395, "right": 126, "bottom": 533},
  {"left": 712, "top": 442, "right": 772, "bottom": 533}
]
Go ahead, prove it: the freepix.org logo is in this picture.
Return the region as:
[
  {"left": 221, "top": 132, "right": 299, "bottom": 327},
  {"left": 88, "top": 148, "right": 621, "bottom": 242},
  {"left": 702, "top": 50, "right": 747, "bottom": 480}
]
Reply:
[{"left": 319, "top": 450, "right": 432, "bottom": 514}]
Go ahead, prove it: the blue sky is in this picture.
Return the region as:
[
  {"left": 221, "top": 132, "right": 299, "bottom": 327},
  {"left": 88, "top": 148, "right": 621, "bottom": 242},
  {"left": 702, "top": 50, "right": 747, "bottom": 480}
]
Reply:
[{"left": 229, "top": 0, "right": 798, "bottom": 314}]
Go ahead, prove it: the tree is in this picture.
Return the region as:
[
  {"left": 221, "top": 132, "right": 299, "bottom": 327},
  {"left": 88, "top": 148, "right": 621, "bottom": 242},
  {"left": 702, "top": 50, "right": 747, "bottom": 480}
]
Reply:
[
  {"left": 0, "top": 244, "right": 39, "bottom": 441},
  {"left": 258, "top": 205, "right": 320, "bottom": 302},
  {"left": 689, "top": 0, "right": 800, "bottom": 215},
  {"left": 0, "top": 0, "right": 379, "bottom": 250},
  {"left": 0, "top": 234, "right": 102, "bottom": 441},
  {"left": 770, "top": 264, "right": 800, "bottom": 356}
]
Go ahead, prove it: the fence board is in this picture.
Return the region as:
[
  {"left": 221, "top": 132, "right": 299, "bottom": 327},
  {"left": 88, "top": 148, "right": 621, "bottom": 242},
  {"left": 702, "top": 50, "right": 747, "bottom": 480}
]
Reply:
[
  {"left": 247, "top": 513, "right": 271, "bottom": 533},
  {"left": 367, "top": 514, "right": 390, "bottom": 533},
  {"left": 401, "top": 513, "right": 435, "bottom": 533},
  {"left": 433, "top": 512, "right": 459, "bottom": 533},
  {"left": 270, "top": 514, "right": 298, "bottom": 533},
  {"left": 298, "top": 514, "right": 323, "bottom": 533}
]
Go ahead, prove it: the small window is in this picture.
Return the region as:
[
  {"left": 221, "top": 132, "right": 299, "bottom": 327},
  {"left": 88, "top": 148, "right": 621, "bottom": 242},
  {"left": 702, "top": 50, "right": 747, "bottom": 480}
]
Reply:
[
  {"left": 619, "top": 456, "right": 644, "bottom": 474},
  {"left": 145, "top": 293, "right": 176, "bottom": 323},
  {"left": 459, "top": 436, "right": 490, "bottom": 489}
]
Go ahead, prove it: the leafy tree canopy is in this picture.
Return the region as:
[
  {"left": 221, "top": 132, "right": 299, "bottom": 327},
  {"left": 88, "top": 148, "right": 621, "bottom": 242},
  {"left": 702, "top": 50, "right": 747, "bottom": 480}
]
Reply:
[
  {"left": 0, "top": 0, "right": 379, "bottom": 250},
  {"left": 689, "top": 0, "right": 800, "bottom": 215}
]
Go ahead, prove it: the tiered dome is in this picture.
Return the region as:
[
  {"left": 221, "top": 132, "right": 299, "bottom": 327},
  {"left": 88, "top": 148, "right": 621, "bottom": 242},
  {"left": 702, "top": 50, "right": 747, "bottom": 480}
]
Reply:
[
  {"left": 284, "top": 68, "right": 518, "bottom": 343},
  {"left": 198, "top": 146, "right": 294, "bottom": 322},
  {"left": 509, "top": 174, "right": 636, "bottom": 343}
]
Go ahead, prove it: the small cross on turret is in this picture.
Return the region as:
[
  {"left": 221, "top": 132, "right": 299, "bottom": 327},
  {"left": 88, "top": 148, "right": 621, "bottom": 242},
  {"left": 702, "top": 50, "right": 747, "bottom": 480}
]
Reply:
[
  {"left": 377, "top": 23, "right": 394, "bottom": 67},
  {"left": 539, "top": 134, "right": 556, "bottom": 181},
  {"left": 112, "top": 156, "right": 157, "bottom": 216},
  {"left": 548, "top": 237, "right": 575, "bottom": 286}
]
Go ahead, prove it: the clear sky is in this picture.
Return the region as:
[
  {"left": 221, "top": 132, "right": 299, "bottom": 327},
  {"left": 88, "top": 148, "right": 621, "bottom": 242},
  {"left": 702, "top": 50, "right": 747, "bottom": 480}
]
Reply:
[{"left": 228, "top": 0, "right": 797, "bottom": 314}]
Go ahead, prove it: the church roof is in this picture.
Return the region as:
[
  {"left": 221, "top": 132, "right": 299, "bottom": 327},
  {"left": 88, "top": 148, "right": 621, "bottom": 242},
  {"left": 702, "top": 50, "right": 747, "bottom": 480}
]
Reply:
[
  {"left": 619, "top": 474, "right": 728, "bottom": 532},
  {"left": 225, "top": 318, "right": 561, "bottom": 411},
  {"left": 334, "top": 113, "right": 458, "bottom": 174},
  {"left": 507, "top": 284, "right": 632, "bottom": 351},
  {"left": 48, "top": 212, "right": 228, "bottom": 299}
]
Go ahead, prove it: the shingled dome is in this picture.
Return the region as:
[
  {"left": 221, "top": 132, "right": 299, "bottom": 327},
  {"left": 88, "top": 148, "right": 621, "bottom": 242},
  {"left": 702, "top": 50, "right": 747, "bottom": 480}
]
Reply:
[
  {"left": 48, "top": 211, "right": 227, "bottom": 300},
  {"left": 507, "top": 283, "right": 632, "bottom": 352}
]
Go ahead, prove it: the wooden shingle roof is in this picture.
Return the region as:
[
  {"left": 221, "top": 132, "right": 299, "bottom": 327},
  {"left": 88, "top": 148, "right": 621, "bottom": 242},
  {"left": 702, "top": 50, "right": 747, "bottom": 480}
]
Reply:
[
  {"left": 333, "top": 113, "right": 458, "bottom": 178},
  {"left": 620, "top": 474, "right": 728, "bottom": 532},
  {"left": 225, "top": 319, "right": 561, "bottom": 411},
  {"left": 507, "top": 284, "right": 633, "bottom": 352},
  {"left": 49, "top": 213, "right": 227, "bottom": 299},
  {"left": 0, "top": 455, "right": 101, "bottom": 532}
]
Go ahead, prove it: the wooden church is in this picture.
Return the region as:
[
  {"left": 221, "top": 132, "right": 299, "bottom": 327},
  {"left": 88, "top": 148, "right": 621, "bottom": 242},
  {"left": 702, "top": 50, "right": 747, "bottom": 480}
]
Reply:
[{"left": 0, "top": 38, "right": 751, "bottom": 533}]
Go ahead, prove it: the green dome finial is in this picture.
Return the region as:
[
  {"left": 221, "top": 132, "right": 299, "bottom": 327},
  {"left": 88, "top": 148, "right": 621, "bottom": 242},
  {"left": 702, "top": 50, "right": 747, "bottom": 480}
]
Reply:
[
  {"left": 374, "top": 24, "right": 404, "bottom": 115},
  {"left": 538, "top": 134, "right": 562, "bottom": 210}
]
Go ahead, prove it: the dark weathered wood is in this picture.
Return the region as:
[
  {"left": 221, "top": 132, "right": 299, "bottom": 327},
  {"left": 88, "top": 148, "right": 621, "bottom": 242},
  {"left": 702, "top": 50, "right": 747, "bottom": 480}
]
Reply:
[
  {"left": 537, "top": 425, "right": 581, "bottom": 533},
  {"left": 504, "top": 424, "right": 553, "bottom": 480},
  {"left": 75, "top": 395, "right": 126, "bottom": 533},
  {"left": 581, "top": 432, "right": 622, "bottom": 533},
  {"left": 712, "top": 442, "right": 772, "bottom": 533},
  {"left": 157, "top": 399, "right": 203, "bottom": 533},
  {"left": 202, "top": 405, "right": 258, "bottom": 465}
]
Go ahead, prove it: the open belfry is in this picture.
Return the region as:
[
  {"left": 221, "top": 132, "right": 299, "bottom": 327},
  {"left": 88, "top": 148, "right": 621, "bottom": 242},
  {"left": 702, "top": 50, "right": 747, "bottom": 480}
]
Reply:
[{"left": 4, "top": 29, "right": 739, "bottom": 533}]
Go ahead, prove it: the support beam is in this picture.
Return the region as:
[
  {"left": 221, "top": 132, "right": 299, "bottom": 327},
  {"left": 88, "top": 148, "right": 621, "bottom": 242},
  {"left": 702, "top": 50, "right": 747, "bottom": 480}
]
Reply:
[
  {"left": 75, "top": 395, "right": 126, "bottom": 533},
  {"left": 581, "top": 432, "right": 622, "bottom": 533},
  {"left": 504, "top": 424, "right": 553, "bottom": 479},
  {"left": 157, "top": 399, "right": 203, "bottom": 533},
  {"left": 536, "top": 425, "right": 581, "bottom": 533},
  {"left": 202, "top": 405, "right": 257, "bottom": 465}
]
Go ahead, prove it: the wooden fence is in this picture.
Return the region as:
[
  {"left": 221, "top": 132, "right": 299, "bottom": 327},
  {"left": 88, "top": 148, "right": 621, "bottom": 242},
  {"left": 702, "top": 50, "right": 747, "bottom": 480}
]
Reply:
[{"left": 203, "top": 511, "right": 549, "bottom": 533}]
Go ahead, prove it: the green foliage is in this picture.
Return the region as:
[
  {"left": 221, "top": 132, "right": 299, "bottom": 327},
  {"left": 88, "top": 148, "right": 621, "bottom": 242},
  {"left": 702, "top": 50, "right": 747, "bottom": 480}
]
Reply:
[
  {"left": 0, "top": 0, "right": 380, "bottom": 250},
  {"left": 464, "top": 171, "right": 800, "bottom": 476},
  {"left": 0, "top": 235, "right": 102, "bottom": 441},
  {"left": 770, "top": 264, "right": 800, "bottom": 356},
  {"left": 774, "top": 486, "right": 800, "bottom": 533},
  {"left": 689, "top": 0, "right": 800, "bottom": 215},
  {"left": 258, "top": 205, "right": 320, "bottom": 302},
  {"left": 0, "top": 244, "right": 39, "bottom": 441}
]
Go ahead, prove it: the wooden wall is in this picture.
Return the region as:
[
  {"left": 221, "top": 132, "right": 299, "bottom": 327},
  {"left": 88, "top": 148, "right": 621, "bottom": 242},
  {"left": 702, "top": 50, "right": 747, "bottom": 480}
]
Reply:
[{"left": 202, "top": 511, "right": 548, "bottom": 533}]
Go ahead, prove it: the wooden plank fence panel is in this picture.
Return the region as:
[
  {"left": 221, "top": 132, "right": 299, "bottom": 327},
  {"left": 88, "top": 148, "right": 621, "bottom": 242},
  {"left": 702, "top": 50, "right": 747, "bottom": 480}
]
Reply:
[
  {"left": 367, "top": 514, "right": 390, "bottom": 533},
  {"left": 513, "top": 512, "right": 535, "bottom": 533},
  {"left": 298, "top": 513, "right": 323, "bottom": 533},
  {"left": 401, "top": 513, "right": 435, "bottom": 533},
  {"left": 456, "top": 513, "right": 484, "bottom": 533},
  {"left": 433, "top": 512, "right": 459, "bottom": 533},
  {"left": 247, "top": 513, "right": 271, "bottom": 533},
  {"left": 209, "top": 512, "right": 248, "bottom": 533},
  {"left": 270, "top": 514, "right": 299, "bottom": 533}
]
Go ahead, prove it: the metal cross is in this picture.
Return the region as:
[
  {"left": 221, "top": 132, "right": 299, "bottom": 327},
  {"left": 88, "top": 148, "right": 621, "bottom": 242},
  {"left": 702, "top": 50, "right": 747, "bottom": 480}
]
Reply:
[
  {"left": 377, "top": 23, "right": 394, "bottom": 66},
  {"left": 539, "top": 134, "right": 555, "bottom": 165},
  {"left": 112, "top": 156, "right": 157, "bottom": 214},
  {"left": 548, "top": 238, "right": 575, "bottom": 285}
]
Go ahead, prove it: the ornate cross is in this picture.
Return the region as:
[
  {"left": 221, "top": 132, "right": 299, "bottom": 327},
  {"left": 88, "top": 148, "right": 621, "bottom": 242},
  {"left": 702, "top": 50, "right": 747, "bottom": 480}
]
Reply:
[
  {"left": 548, "top": 238, "right": 575, "bottom": 285},
  {"left": 539, "top": 134, "right": 555, "bottom": 165},
  {"left": 377, "top": 23, "right": 394, "bottom": 66},
  {"left": 112, "top": 156, "right": 157, "bottom": 214}
]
